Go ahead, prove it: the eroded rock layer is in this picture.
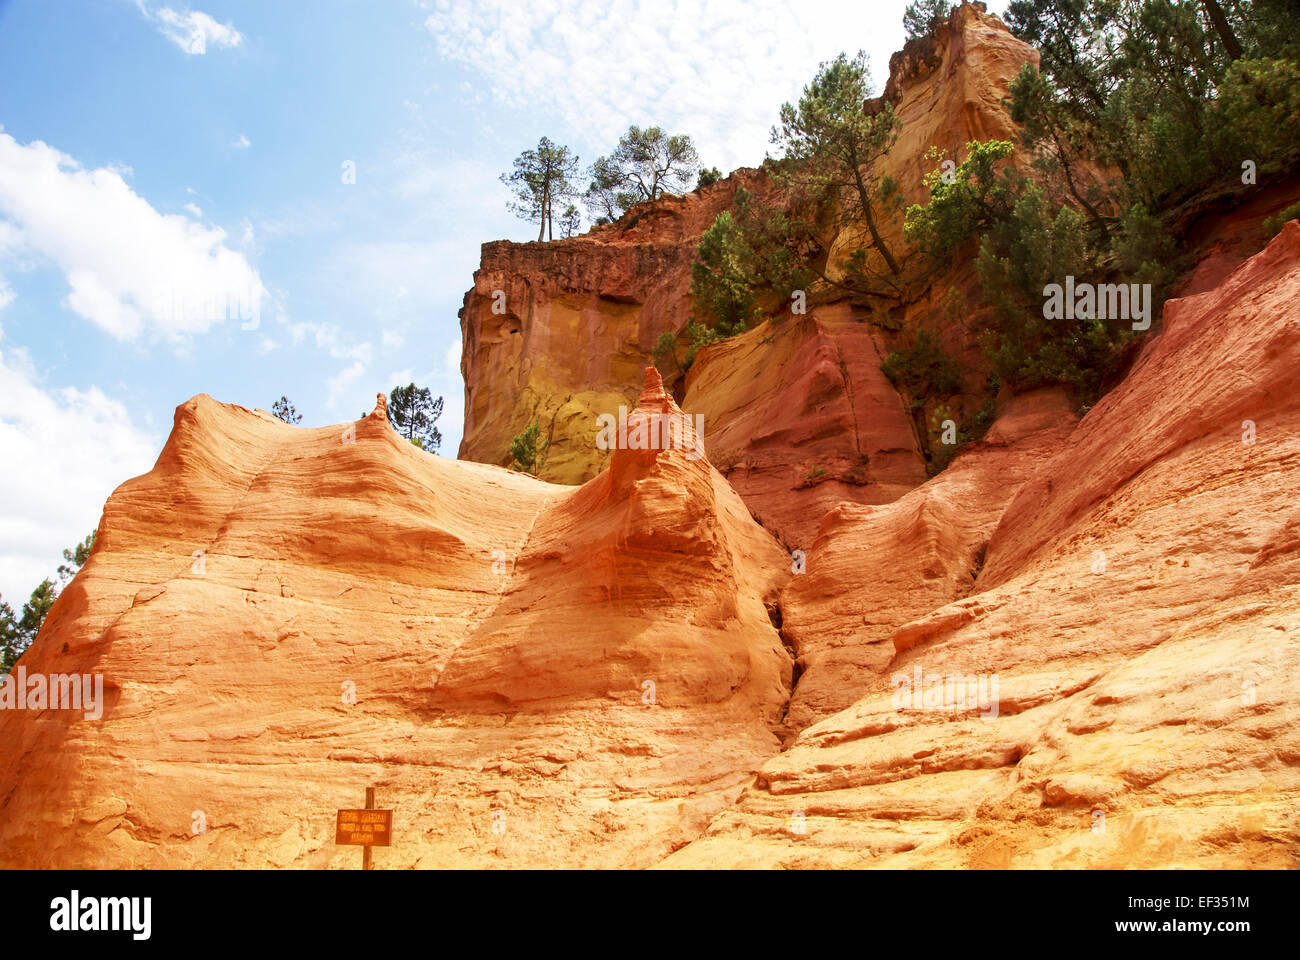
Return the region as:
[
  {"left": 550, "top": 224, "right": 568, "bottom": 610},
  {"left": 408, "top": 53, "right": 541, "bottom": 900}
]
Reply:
[
  {"left": 662, "top": 223, "right": 1300, "bottom": 869},
  {"left": 4, "top": 227, "right": 1299, "bottom": 869},
  {"left": 0, "top": 375, "right": 794, "bottom": 868}
]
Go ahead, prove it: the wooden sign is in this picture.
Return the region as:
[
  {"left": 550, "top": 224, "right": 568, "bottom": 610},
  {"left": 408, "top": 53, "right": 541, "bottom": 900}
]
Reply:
[
  {"left": 336, "top": 808, "right": 392, "bottom": 847},
  {"left": 335, "top": 786, "right": 392, "bottom": 869}
]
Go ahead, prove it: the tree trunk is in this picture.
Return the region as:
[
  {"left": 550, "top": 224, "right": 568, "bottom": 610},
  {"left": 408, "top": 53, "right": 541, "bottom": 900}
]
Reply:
[
  {"left": 1049, "top": 124, "right": 1110, "bottom": 244},
  {"left": 538, "top": 180, "right": 548, "bottom": 242},
  {"left": 1201, "top": 0, "right": 1243, "bottom": 61},
  {"left": 851, "top": 162, "right": 901, "bottom": 275}
]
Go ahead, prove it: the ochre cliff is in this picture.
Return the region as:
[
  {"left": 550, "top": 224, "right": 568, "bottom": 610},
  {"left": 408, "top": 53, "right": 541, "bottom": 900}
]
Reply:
[
  {"left": 3, "top": 3, "right": 1299, "bottom": 871},
  {"left": 459, "top": 4, "right": 1052, "bottom": 551},
  {"left": 458, "top": 174, "right": 765, "bottom": 485}
]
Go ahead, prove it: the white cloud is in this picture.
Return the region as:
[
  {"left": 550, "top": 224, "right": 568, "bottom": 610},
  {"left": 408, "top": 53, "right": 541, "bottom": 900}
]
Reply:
[
  {"left": 381, "top": 328, "right": 405, "bottom": 349},
  {"left": 390, "top": 150, "right": 507, "bottom": 210},
  {"left": 327, "top": 360, "right": 369, "bottom": 411},
  {"left": 284, "top": 319, "right": 371, "bottom": 364},
  {"left": 183, "top": 201, "right": 203, "bottom": 217},
  {"left": 280, "top": 319, "right": 373, "bottom": 410},
  {"left": 0, "top": 133, "right": 266, "bottom": 343},
  {"left": 139, "top": 3, "right": 244, "bottom": 56},
  {"left": 0, "top": 277, "right": 13, "bottom": 312},
  {"left": 232, "top": 134, "right": 251, "bottom": 150},
  {"left": 238, "top": 219, "right": 260, "bottom": 255},
  {"left": 0, "top": 338, "right": 158, "bottom": 604},
  {"left": 424, "top": 0, "right": 1009, "bottom": 173}
]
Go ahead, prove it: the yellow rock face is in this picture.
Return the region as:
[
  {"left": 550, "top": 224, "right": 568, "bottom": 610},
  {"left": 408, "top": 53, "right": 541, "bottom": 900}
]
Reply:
[{"left": 458, "top": 185, "right": 750, "bottom": 483}]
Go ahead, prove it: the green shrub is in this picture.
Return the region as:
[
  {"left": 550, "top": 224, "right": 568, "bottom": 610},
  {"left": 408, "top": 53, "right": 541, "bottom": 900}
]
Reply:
[
  {"left": 927, "top": 390, "right": 998, "bottom": 474},
  {"left": 1220, "top": 57, "right": 1300, "bottom": 180},
  {"left": 904, "top": 141, "right": 1016, "bottom": 258},
  {"left": 652, "top": 331, "right": 679, "bottom": 372},
  {"left": 682, "top": 320, "right": 726, "bottom": 371},
  {"left": 1264, "top": 201, "right": 1300, "bottom": 237},
  {"left": 690, "top": 211, "right": 759, "bottom": 336},
  {"left": 975, "top": 183, "right": 1116, "bottom": 393},
  {"left": 509, "top": 421, "right": 548, "bottom": 474},
  {"left": 1109, "top": 202, "right": 1177, "bottom": 294},
  {"left": 881, "top": 329, "right": 960, "bottom": 408},
  {"left": 903, "top": 0, "right": 951, "bottom": 41}
]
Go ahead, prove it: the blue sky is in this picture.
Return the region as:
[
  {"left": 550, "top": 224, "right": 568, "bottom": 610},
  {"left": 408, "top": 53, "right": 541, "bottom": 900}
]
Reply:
[{"left": 0, "top": 0, "right": 1006, "bottom": 603}]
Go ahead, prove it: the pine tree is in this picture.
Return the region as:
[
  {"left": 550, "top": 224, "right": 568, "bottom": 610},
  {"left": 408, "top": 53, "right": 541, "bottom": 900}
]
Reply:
[{"left": 501, "top": 138, "right": 580, "bottom": 241}]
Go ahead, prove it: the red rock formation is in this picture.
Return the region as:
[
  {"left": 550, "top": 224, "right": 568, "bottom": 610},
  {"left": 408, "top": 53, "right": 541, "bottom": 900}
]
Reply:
[
  {"left": 776, "top": 388, "right": 1077, "bottom": 735},
  {"left": 6, "top": 227, "right": 1300, "bottom": 871},
  {"left": 661, "top": 223, "right": 1300, "bottom": 868},
  {"left": 682, "top": 300, "right": 929, "bottom": 550}
]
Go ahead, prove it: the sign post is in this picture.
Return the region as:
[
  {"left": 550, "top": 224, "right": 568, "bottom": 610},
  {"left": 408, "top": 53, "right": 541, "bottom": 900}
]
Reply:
[{"left": 335, "top": 786, "right": 392, "bottom": 869}]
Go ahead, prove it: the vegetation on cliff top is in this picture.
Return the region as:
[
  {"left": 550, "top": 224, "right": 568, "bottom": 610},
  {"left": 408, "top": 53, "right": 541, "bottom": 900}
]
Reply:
[
  {"left": 904, "top": 1, "right": 954, "bottom": 42},
  {"left": 502, "top": 126, "right": 710, "bottom": 237},
  {"left": 271, "top": 396, "right": 302, "bottom": 425},
  {"left": 680, "top": 0, "right": 1298, "bottom": 448},
  {"left": 585, "top": 126, "right": 702, "bottom": 225},
  {"left": 500, "top": 137, "right": 582, "bottom": 242}
]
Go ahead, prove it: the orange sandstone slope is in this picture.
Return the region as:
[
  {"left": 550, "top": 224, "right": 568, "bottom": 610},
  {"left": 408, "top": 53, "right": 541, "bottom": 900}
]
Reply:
[
  {"left": 0, "top": 375, "right": 794, "bottom": 868},
  {"left": 663, "top": 224, "right": 1300, "bottom": 869}
]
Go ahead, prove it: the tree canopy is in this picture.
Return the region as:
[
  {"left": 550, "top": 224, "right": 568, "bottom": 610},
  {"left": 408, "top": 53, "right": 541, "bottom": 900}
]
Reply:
[
  {"left": 508, "top": 421, "right": 547, "bottom": 474},
  {"left": 271, "top": 396, "right": 301, "bottom": 424},
  {"left": 771, "top": 50, "right": 904, "bottom": 281},
  {"left": 1004, "top": 0, "right": 1300, "bottom": 214},
  {"left": 501, "top": 137, "right": 581, "bottom": 242},
  {"left": 584, "top": 126, "right": 700, "bottom": 223},
  {"left": 903, "top": 0, "right": 953, "bottom": 41},
  {"left": 387, "top": 383, "right": 444, "bottom": 451},
  {"left": 697, "top": 166, "right": 723, "bottom": 188}
]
